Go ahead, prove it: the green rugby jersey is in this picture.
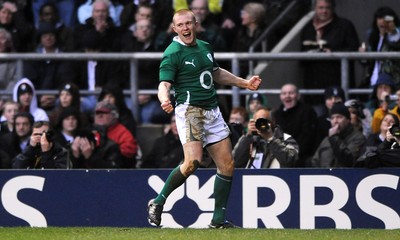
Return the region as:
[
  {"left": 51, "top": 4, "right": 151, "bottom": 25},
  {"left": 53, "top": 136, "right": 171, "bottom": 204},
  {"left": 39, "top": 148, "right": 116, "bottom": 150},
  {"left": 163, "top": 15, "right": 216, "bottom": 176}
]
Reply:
[{"left": 159, "top": 38, "right": 219, "bottom": 109}]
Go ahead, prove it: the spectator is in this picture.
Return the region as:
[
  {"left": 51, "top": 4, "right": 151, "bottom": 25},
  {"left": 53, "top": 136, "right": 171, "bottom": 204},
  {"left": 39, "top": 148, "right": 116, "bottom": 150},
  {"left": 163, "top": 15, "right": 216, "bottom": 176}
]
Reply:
[
  {"left": 0, "top": 28, "right": 17, "bottom": 106},
  {"left": 0, "top": 112, "right": 34, "bottom": 168},
  {"left": 12, "top": 120, "right": 68, "bottom": 169},
  {"left": 122, "top": 2, "right": 153, "bottom": 33},
  {"left": 246, "top": 92, "right": 265, "bottom": 120},
  {"left": 362, "top": 112, "right": 399, "bottom": 155},
  {"left": 120, "top": 18, "right": 159, "bottom": 91},
  {"left": 74, "top": 0, "right": 121, "bottom": 52},
  {"left": 32, "top": 0, "right": 76, "bottom": 28},
  {"left": 48, "top": 82, "right": 90, "bottom": 128},
  {"left": 344, "top": 99, "right": 372, "bottom": 138},
  {"left": 12, "top": 78, "right": 49, "bottom": 122},
  {"left": 77, "top": 0, "right": 124, "bottom": 27},
  {"left": 311, "top": 103, "right": 366, "bottom": 168},
  {"left": 120, "top": 0, "right": 173, "bottom": 35},
  {"left": 315, "top": 86, "right": 345, "bottom": 145},
  {"left": 359, "top": 6, "right": 400, "bottom": 88},
  {"left": 233, "top": 107, "right": 299, "bottom": 168},
  {"left": 24, "top": 21, "right": 70, "bottom": 112},
  {"left": 0, "top": 100, "right": 19, "bottom": 135},
  {"left": 274, "top": 83, "right": 318, "bottom": 167},
  {"left": 228, "top": 106, "right": 249, "bottom": 147},
  {"left": 53, "top": 106, "right": 81, "bottom": 149},
  {"left": 98, "top": 84, "right": 137, "bottom": 136},
  {"left": 389, "top": 87, "right": 400, "bottom": 120},
  {"left": 141, "top": 114, "right": 184, "bottom": 168},
  {"left": 93, "top": 100, "right": 138, "bottom": 168},
  {"left": 70, "top": 29, "right": 123, "bottom": 114},
  {"left": 36, "top": 2, "right": 74, "bottom": 52},
  {"left": 365, "top": 72, "right": 396, "bottom": 115},
  {"left": 358, "top": 114, "right": 400, "bottom": 168},
  {"left": 300, "top": 0, "right": 359, "bottom": 105},
  {"left": 231, "top": 2, "right": 266, "bottom": 77},
  {"left": 370, "top": 74, "right": 396, "bottom": 134},
  {"left": 0, "top": 1, "right": 34, "bottom": 52}
]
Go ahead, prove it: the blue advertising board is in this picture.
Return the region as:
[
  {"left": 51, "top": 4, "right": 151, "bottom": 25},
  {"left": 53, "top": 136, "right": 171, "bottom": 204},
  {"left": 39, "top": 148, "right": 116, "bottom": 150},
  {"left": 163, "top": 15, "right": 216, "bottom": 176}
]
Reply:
[{"left": 0, "top": 168, "right": 399, "bottom": 229}]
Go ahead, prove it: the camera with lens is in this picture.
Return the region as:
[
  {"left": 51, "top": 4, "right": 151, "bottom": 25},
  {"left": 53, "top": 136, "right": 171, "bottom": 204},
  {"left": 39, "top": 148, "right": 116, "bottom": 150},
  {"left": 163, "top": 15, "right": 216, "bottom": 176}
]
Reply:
[
  {"left": 385, "top": 94, "right": 399, "bottom": 102},
  {"left": 389, "top": 125, "right": 400, "bottom": 138},
  {"left": 255, "top": 118, "right": 272, "bottom": 132},
  {"left": 44, "top": 130, "right": 54, "bottom": 142}
]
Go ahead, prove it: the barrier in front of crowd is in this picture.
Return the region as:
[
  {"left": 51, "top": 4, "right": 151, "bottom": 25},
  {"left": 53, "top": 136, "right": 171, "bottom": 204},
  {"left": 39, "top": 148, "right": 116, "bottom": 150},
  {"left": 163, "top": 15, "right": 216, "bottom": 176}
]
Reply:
[
  {"left": 0, "top": 168, "right": 399, "bottom": 229},
  {"left": 1, "top": 52, "right": 399, "bottom": 120}
]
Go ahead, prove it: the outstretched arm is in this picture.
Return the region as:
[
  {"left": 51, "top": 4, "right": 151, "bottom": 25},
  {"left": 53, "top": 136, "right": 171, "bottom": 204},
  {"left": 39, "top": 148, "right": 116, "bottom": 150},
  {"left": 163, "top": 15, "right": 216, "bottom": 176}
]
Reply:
[
  {"left": 212, "top": 68, "right": 262, "bottom": 91},
  {"left": 158, "top": 81, "right": 174, "bottom": 114}
]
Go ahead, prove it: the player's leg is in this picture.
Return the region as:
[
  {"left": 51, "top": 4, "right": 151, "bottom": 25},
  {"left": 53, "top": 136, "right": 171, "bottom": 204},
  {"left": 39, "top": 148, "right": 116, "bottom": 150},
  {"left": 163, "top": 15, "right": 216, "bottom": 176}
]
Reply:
[
  {"left": 148, "top": 105, "right": 204, "bottom": 226},
  {"left": 206, "top": 137, "right": 235, "bottom": 227}
]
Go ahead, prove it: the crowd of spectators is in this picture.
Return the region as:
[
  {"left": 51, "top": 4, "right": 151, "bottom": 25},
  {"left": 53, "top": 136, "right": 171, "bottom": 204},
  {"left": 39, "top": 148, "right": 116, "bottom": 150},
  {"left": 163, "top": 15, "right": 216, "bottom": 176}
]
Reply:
[{"left": 0, "top": 0, "right": 399, "bottom": 169}]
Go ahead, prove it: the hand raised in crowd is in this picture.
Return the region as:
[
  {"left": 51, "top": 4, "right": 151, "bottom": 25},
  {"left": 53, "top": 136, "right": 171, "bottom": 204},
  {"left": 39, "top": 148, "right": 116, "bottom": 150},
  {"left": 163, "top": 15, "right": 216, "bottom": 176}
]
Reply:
[
  {"left": 79, "top": 137, "right": 94, "bottom": 159},
  {"left": 94, "top": 19, "right": 108, "bottom": 33},
  {"left": 71, "top": 136, "right": 82, "bottom": 158},
  {"left": 329, "top": 124, "right": 340, "bottom": 136}
]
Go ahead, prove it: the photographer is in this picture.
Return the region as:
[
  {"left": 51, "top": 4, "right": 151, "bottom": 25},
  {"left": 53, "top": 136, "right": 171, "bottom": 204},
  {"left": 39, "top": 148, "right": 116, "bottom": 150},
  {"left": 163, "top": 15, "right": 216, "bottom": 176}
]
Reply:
[
  {"left": 12, "top": 121, "right": 67, "bottom": 169},
  {"left": 379, "top": 124, "right": 400, "bottom": 150},
  {"left": 232, "top": 107, "right": 299, "bottom": 168}
]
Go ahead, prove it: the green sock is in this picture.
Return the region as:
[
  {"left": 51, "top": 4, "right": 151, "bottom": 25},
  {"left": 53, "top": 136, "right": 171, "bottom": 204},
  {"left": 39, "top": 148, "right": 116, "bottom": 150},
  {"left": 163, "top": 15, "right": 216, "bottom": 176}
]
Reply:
[
  {"left": 211, "top": 173, "right": 233, "bottom": 224},
  {"left": 154, "top": 166, "right": 187, "bottom": 205}
]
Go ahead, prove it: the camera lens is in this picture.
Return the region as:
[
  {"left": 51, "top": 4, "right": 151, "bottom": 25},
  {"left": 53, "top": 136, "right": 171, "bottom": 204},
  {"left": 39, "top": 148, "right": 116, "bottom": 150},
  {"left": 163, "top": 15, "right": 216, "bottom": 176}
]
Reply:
[
  {"left": 390, "top": 126, "right": 400, "bottom": 137},
  {"left": 255, "top": 118, "right": 270, "bottom": 132}
]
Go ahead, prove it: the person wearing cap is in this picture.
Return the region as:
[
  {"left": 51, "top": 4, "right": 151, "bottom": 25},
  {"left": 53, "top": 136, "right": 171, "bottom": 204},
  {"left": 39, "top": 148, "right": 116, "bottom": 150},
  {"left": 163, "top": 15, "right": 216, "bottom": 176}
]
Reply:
[
  {"left": 344, "top": 99, "right": 372, "bottom": 137},
  {"left": 52, "top": 106, "right": 81, "bottom": 149},
  {"left": 311, "top": 102, "right": 366, "bottom": 168},
  {"left": 274, "top": 83, "right": 318, "bottom": 167},
  {"left": 365, "top": 72, "right": 396, "bottom": 116},
  {"left": 37, "top": 2, "right": 74, "bottom": 52},
  {"left": 48, "top": 82, "right": 90, "bottom": 129},
  {"left": 93, "top": 100, "right": 138, "bottom": 168},
  {"left": 98, "top": 84, "right": 137, "bottom": 136},
  {"left": 315, "top": 86, "right": 345, "bottom": 146},
  {"left": 369, "top": 73, "right": 398, "bottom": 134},
  {"left": 12, "top": 120, "right": 68, "bottom": 169},
  {"left": 11, "top": 78, "right": 49, "bottom": 122},
  {"left": 246, "top": 92, "right": 265, "bottom": 120},
  {"left": 0, "top": 1, "right": 34, "bottom": 52}
]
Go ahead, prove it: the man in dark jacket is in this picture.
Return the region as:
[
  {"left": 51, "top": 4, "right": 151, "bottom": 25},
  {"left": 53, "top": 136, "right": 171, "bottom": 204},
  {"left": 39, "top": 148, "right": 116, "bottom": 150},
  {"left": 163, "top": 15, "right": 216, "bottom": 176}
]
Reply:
[
  {"left": 233, "top": 107, "right": 299, "bottom": 168},
  {"left": 312, "top": 103, "right": 366, "bottom": 168},
  {"left": 12, "top": 121, "right": 67, "bottom": 169},
  {"left": 274, "top": 83, "right": 318, "bottom": 167},
  {"left": 300, "top": 0, "right": 359, "bottom": 104},
  {"left": 0, "top": 112, "right": 34, "bottom": 168}
]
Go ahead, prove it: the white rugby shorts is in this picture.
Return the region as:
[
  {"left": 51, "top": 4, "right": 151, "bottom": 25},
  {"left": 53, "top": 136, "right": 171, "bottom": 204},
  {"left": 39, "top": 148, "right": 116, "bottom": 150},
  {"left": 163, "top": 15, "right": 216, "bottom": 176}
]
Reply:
[{"left": 175, "top": 104, "right": 230, "bottom": 147}]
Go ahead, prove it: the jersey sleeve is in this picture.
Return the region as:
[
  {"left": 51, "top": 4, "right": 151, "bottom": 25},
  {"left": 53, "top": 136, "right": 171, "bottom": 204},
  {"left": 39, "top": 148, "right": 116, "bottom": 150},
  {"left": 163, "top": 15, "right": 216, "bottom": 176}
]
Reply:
[{"left": 159, "top": 53, "right": 177, "bottom": 82}]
